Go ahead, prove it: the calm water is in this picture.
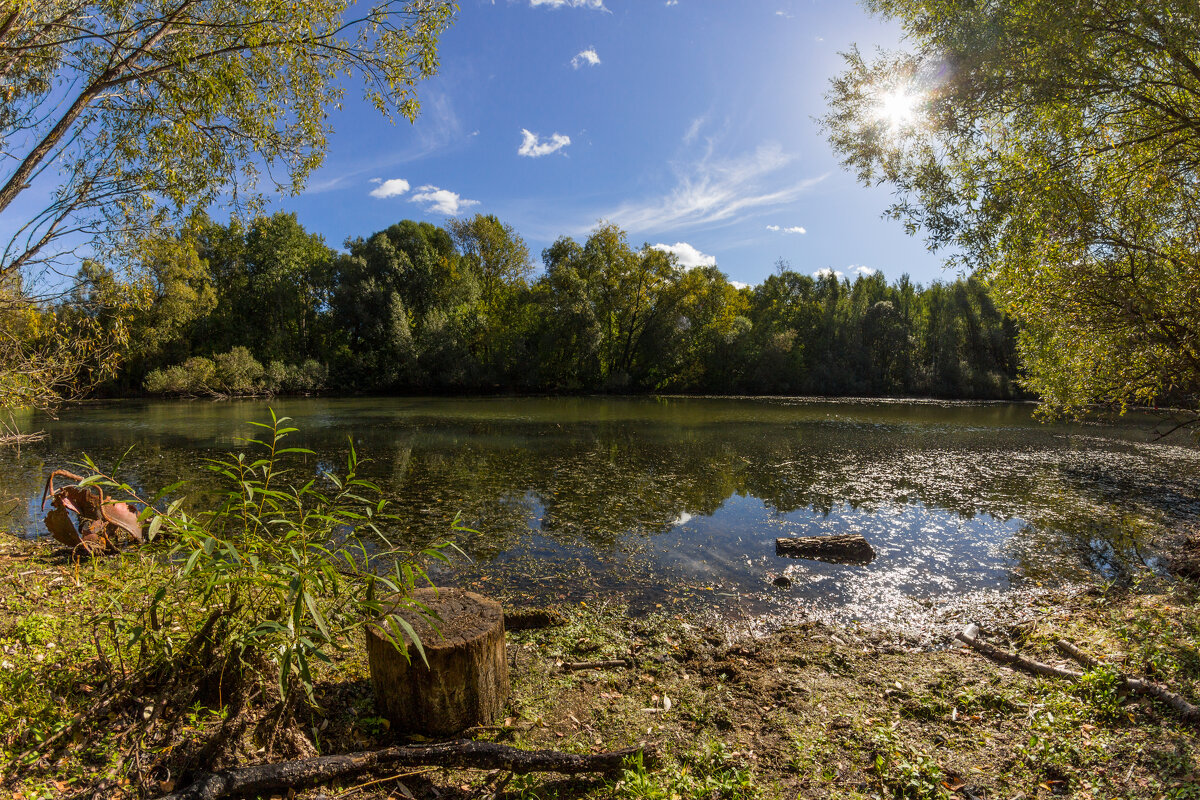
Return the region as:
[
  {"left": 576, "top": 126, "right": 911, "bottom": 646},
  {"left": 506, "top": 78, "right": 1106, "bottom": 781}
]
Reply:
[{"left": 4, "top": 397, "right": 1199, "bottom": 638}]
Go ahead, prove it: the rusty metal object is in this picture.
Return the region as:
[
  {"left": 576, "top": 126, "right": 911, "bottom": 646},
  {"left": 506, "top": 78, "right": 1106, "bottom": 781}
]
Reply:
[{"left": 41, "top": 470, "right": 142, "bottom": 555}]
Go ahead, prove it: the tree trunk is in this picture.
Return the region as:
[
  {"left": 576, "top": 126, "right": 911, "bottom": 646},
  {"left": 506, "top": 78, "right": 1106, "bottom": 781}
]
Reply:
[
  {"left": 366, "top": 588, "right": 509, "bottom": 735},
  {"left": 775, "top": 534, "right": 875, "bottom": 565}
]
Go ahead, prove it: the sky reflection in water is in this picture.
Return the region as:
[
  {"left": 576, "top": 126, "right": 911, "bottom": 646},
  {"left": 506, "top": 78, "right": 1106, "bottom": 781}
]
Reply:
[{"left": 1, "top": 397, "right": 1197, "bottom": 638}]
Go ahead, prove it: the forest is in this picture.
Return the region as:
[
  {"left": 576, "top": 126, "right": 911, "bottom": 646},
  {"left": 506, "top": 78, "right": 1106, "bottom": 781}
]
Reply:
[{"left": 69, "top": 213, "right": 1021, "bottom": 399}]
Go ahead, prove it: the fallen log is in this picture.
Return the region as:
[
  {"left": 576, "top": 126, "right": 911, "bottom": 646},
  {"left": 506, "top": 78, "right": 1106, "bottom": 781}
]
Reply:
[
  {"left": 956, "top": 625, "right": 1200, "bottom": 727},
  {"left": 157, "top": 740, "right": 655, "bottom": 800},
  {"left": 775, "top": 534, "right": 875, "bottom": 565}
]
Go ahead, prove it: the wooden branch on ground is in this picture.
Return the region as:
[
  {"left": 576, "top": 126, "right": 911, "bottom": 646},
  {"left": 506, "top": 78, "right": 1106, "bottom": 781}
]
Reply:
[
  {"left": 1055, "top": 638, "right": 1200, "bottom": 726},
  {"left": 955, "top": 624, "right": 1082, "bottom": 681},
  {"left": 158, "top": 739, "right": 655, "bottom": 800},
  {"left": 561, "top": 659, "right": 632, "bottom": 672},
  {"left": 955, "top": 625, "right": 1200, "bottom": 727},
  {"left": 1053, "top": 638, "right": 1100, "bottom": 669}
]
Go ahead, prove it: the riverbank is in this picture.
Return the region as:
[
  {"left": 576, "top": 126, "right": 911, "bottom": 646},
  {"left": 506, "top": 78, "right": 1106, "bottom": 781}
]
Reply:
[{"left": 1, "top": 534, "right": 1197, "bottom": 800}]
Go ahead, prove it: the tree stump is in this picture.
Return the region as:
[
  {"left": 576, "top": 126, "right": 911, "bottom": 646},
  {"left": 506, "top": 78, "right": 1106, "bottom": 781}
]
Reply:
[
  {"left": 775, "top": 534, "right": 875, "bottom": 565},
  {"left": 366, "top": 588, "right": 509, "bottom": 735}
]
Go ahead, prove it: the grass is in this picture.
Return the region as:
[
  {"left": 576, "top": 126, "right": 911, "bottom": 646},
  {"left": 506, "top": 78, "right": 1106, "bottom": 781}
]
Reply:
[{"left": 0, "top": 532, "right": 1198, "bottom": 799}]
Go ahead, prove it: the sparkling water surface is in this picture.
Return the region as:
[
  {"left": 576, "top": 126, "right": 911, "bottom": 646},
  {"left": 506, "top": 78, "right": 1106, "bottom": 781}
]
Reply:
[{"left": 4, "top": 397, "right": 1197, "bottom": 639}]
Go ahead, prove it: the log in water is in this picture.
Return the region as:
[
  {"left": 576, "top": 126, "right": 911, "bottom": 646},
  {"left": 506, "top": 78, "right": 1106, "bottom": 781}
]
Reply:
[{"left": 775, "top": 534, "right": 875, "bottom": 565}]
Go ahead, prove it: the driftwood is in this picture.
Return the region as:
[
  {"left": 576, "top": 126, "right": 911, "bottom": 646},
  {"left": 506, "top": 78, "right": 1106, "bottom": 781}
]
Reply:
[
  {"left": 561, "top": 659, "right": 632, "bottom": 672},
  {"left": 505, "top": 607, "right": 568, "bottom": 631},
  {"left": 956, "top": 625, "right": 1200, "bottom": 726},
  {"left": 157, "top": 740, "right": 655, "bottom": 800},
  {"left": 775, "top": 534, "right": 875, "bottom": 565}
]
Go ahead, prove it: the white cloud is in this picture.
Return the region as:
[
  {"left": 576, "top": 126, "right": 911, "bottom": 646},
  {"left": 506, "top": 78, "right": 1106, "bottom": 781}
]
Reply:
[
  {"left": 572, "top": 47, "right": 600, "bottom": 68},
  {"left": 766, "top": 224, "right": 806, "bottom": 234},
  {"left": 518, "top": 129, "right": 571, "bottom": 157},
  {"left": 850, "top": 265, "right": 877, "bottom": 277},
  {"left": 665, "top": 0, "right": 678, "bottom": 5},
  {"left": 682, "top": 116, "right": 705, "bottom": 145},
  {"left": 410, "top": 184, "right": 479, "bottom": 215},
  {"left": 813, "top": 268, "right": 844, "bottom": 279},
  {"left": 651, "top": 241, "right": 716, "bottom": 269},
  {"left": 368, "top": 178, "right": 411, "bottom": 199},
  {"left": 608, "top": 144, "right": 826, "bottom": 233},
  {"left": 530, "top": 0, "right": 607, "bottom": 9},
  {"left": 730, "top": 280, "right": 749, "bottom": 290}
]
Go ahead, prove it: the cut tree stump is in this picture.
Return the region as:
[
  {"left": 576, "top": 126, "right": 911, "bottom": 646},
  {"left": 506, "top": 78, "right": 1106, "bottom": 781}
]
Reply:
[
  {"left": 366, "top": 588, "right": 509, "bottom": 735},
  {"left": 775, "top": 534, "right": 875, "bottom": 565}
]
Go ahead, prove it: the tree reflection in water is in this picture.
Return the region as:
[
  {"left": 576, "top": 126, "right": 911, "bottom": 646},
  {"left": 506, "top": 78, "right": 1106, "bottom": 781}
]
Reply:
[{"left": 1, "top": 397, "right": 1196, "bottom": 637}]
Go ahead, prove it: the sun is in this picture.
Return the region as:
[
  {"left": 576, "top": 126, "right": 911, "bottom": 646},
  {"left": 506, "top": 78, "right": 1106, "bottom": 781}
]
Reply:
[{"left": 875, "top": 88, "right": 921, "bottom": 131}]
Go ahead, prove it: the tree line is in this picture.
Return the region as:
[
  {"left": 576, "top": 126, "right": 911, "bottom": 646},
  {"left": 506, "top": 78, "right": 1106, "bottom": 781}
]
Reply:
[{"left": 67, "top": 212, "right": 1021, "bottom": 399}]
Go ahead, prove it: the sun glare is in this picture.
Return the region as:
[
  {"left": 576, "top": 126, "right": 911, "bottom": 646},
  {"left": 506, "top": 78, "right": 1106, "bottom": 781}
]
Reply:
[{"left": 875, "top": 88, "right": 920, "bottom": 131}]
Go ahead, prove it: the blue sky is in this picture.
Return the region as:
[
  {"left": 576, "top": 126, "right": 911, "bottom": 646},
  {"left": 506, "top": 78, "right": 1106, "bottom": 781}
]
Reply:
[{"left": 286, "top": 0, "right": 951, "bottom": 288}]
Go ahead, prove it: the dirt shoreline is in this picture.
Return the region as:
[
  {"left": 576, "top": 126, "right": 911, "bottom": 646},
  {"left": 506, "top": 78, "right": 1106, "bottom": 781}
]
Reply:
[{"left": 1, "top": 536, "right": 1197, "bottom": 800}]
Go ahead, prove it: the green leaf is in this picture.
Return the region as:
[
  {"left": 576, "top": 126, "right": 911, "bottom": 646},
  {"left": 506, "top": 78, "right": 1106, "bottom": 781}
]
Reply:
[
  {"left": 302, "top": 590, "right": 332, "bottom": 643},
  {"left": 389, "top": 614, "right": 427, "bottom": 667}
]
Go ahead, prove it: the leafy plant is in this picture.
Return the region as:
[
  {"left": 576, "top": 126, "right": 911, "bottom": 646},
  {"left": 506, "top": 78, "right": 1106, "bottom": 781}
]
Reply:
[
  {"left": 1075, "top": 665, "right": 1127, "bottom": 724},
  {"left": 613, "top": 742, "right": 759, "bottom": 800},
  {"left": 86, "top": 411, "right": 460, "bottom": 706},
  {"left": 869, "top": 728, "right": 950, "bottom": 800}
]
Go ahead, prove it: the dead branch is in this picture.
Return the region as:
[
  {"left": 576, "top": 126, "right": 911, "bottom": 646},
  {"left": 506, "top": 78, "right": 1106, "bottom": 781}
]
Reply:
[
  {"left": 1055, "top": 638, "right": 1200, "bottom": 725},
  {"left": 157, "top": 740, "right": 655, "bottom": 800},
  {"left": 561, "top": 659, "right": 632, "bottom": 672},
  {"left": 1053, "top": 638, "right": 1101, "bottom": 669},
  {"left": 956, "top": 625, "right": 1200, "bottom": 727},
  {"left": 955, "top": 624, "right": 1082, "bottom": 681}
]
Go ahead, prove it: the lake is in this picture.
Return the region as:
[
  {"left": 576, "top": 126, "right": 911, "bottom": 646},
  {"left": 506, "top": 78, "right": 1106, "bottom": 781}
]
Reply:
[{"left": 4, "top": 397, "right": 1198, "bottom": 640}]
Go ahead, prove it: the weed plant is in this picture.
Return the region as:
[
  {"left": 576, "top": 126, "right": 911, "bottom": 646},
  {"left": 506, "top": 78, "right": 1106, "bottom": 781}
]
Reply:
[{"left": 0, "top": 412, "right": 461, "bottom": 794}]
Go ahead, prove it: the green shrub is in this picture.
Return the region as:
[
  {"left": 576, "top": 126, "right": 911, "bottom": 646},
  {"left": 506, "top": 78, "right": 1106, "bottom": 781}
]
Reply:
[
  {"left": 290, "top": 358, "right": 327, "bottom": 392},
  {"left": 144, "top": 356, "right": 216, "bottom": 395},
  {"left": 212, "top": 346, "right": 264, "bottom": 394},
  {"left": 145, "top": 352, "right": 325, "bottom": 396},
  {"left": 88, "top": 412, "right": 461, "bottom": 705},
  {"left": 1075, "top": 665, "right": 1127, "bottom": 724},
  {"left": 264, "top": 360, "right": 289, "bottom": 393}
]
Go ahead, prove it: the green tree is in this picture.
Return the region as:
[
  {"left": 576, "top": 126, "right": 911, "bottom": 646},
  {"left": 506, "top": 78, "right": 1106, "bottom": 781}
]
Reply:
[
  {"left": 330, "top": 220, "right": 477, "bottom": 388},
  {"left": 0, "top": 0, "right": 455, "bottom": 281},
  {"left": 666, "top": 266, "right": 751, "bottom": 392},
  {"left": 537, "top": 224, "right": 684, "bottom": 390},
  {"left": 446, "top": 214, "right": 534, "bottom": 377},
  {"left": 823, "top": 0, "right": 1200, "bottom": 417},
  {"left": 447, "top": 214, "right": 533, "bottom": 314},
  {"left": 206, "top": 213, "right": 334, "bottom": 362}
]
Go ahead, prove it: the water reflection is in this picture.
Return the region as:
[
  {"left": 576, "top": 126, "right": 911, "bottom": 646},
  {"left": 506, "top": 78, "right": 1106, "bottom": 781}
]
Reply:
[{"left": 1, "top": 397, "right": 1197, "bottom": 636}]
